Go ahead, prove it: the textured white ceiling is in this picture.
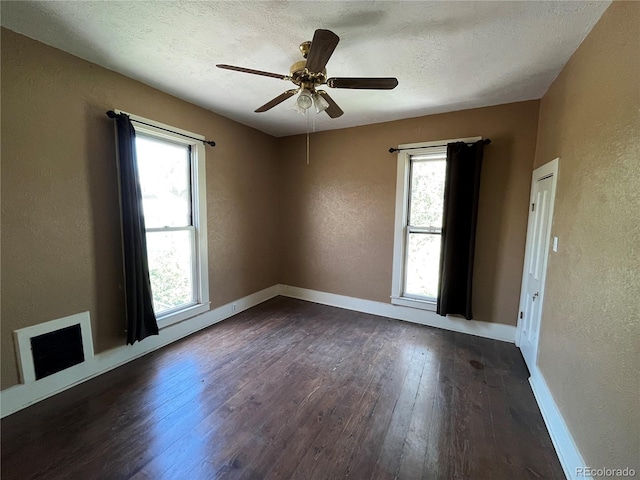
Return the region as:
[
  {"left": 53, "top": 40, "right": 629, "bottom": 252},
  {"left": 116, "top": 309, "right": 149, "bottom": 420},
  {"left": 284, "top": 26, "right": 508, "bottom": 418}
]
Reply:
[{"left": 1, "top": 1, "right": 609, "bottom": 137}]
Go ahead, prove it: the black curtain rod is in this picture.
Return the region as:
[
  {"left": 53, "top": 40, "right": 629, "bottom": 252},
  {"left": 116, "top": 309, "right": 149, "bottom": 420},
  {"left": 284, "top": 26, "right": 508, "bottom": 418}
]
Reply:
[
  {"left": 388, "top": 138, "right": 490, "bottom": 154},
  {"left": 106, "top": 111, "right": 216, "bottom": 147}
]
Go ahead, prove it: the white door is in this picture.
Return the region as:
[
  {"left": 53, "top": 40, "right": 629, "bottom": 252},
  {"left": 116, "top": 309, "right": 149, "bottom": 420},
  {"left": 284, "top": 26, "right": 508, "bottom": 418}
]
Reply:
[{"left": 518, "top": 159, "right": 558, "bottom": 373}]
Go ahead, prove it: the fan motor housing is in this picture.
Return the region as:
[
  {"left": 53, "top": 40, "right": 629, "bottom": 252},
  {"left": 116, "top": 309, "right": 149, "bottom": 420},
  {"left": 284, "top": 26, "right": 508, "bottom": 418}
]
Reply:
[{"left": 289, "top": 60, "right": 326, "bottom": 87}]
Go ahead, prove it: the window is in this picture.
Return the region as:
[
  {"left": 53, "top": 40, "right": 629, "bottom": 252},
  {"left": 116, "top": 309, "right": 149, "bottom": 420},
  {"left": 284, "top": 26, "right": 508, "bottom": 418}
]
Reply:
[
  {"left": 391, "top": 137, "right": 480, "bottom": 311},
  {"left": 120, "top": 111, "right": 209, "bottom": 327}
]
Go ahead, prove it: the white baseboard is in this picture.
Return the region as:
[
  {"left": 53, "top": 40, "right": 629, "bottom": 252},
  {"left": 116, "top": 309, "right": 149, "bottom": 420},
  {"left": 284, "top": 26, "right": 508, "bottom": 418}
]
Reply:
[
  {"left": 279, "top": 285, "right": 517, "bottom": 343},
  {"left": 530, "top": 369, "right": 585, "bottom": 480},
  {"left": 0, "top": 284, "right": 280, "bottom": 419},
  {"left": 2, "top": 282, "right": 579, "bottom": 480},
  {"left": 0, "top": 284, "right": 517, "bottom": 418}
]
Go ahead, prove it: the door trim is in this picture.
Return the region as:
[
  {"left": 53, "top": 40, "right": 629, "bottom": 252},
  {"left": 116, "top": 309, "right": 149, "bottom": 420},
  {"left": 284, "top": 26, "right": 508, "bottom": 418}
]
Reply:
[{"left": 516, "top": 158, "right": 559, "bottom": 362}]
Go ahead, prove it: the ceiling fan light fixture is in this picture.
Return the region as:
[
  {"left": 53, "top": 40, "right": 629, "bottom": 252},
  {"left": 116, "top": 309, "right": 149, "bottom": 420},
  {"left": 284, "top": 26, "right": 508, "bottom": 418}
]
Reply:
[
  {"left": 296, "top": 88, "right": 313, "bottom": 110},
  {"left": 313, "top": 92, "right": 330, "bottom": 114},
  {"left": 218, "top": 28, "right": 398, "bottom": 119}
]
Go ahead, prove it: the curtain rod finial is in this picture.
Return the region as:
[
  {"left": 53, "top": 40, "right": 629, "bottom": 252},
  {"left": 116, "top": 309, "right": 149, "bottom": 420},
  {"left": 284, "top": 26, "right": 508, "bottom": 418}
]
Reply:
[
  {"left": 106, "top": 110, "right": 117, "bottom": 118},
  {"left": 389, "top": 147, "right": 398, "bottom": 153}
]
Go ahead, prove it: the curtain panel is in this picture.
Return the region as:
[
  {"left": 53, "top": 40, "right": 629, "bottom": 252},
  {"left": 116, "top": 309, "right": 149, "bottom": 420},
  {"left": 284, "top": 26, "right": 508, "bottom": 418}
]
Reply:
[
  {"left": 113, "top": 113, "right": 159, "bottom": 344},
  {"left": 437, "top": 140, "right": 485, "bottom": 320}
]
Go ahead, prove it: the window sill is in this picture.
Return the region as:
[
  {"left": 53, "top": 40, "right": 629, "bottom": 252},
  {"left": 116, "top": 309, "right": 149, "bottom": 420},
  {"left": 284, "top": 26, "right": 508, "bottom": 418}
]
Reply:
[
  {"left": 390, "top": 296, "right": 437, "bottom": 312},
  {"left": 156, "top": 302, "right": 211, "bottom": 329}
]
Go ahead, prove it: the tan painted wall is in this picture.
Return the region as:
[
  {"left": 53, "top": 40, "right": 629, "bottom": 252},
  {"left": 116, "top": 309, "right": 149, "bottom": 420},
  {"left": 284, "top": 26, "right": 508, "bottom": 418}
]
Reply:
[
  {"left": 278, "top": 101, "right": 540, "bottom": 326},
  {"left": 534, "top": 2, "right": 640, "bottom": 471},
  {"left": 1, "top": 29, "right": 281, "bottom": 389}
]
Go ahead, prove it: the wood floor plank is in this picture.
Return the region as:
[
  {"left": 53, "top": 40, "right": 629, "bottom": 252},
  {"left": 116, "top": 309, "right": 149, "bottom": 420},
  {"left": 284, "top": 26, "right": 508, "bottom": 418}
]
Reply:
[
  {"left": 305, "top": 319, "right": 411, "bottom": 480},
  {"left": 450, "top": 332, "right": 501, "bottom": 480},
  {"left": 340, "top": 329, "right": 419, "bottom": 479},
  {"left": 1, "top": 297, "right": 564, "bottom": 480},
  {"left": 262, "top": 315, "right": 400, "bottom": 480},
  {"left": 395, "top": 330, "right": 443, "bottom": 480},
  {"left": 66, "top": 302, "right": 346, "bottom": 480},
  {"left": 370, "top": 333, "right": 432, "bottom": 479},
  {"left": 289, "top": 318, "right": 407, "bottom": 480},
  {"left": 421, "top": 329, "right": 456, "bottom": 480},
  {"left": 130, "top": 305, "right": 353, "bottom": 479},
  {"left": 482, "top": 339, "right": 565, "bottom": 479},
  {"left": 238, "top": 315, "right": 392, "bottom": 480},
  {"left": 176, "top": 310, "right": 361, "bottom": 479}
]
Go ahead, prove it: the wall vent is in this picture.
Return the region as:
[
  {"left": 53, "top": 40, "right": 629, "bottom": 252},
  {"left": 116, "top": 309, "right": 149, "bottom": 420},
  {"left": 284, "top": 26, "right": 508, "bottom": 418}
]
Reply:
[
  {"left": 31, "top": 324, "right": 84, "bottom": 380},
  {"left": 14, "top": 312, "right": 94, "bottom": 384}
]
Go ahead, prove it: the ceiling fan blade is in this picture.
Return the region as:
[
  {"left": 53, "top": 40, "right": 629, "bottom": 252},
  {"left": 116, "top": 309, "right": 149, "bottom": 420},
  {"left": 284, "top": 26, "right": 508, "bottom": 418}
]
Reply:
[
  {"left": 327, "top": 77, "right": 399, "bottom": 90},
  {"left": 305, "top": 29, "right": 340, "bottom": 73},
  {"left": 255, "top": 89, "right": 298, "bottom": 112},
  {"left": 217, "top": 64, "right": 288, "bottom": 80},
  {"left": 317, "top": 91, "right": 344, "bottom": 118}
]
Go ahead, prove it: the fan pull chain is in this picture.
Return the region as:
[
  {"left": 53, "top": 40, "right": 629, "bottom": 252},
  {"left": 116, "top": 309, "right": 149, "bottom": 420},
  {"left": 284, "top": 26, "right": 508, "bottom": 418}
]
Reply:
[{"left": 306, "top": 109, "right": 310, "bottom": 165}]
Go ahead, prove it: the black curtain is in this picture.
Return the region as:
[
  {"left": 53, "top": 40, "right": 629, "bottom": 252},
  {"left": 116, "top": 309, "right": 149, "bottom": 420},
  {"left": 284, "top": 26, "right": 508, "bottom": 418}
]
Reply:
[
  {"left": 437, "top": 140, "right": 485, "bottom": 320},
  {"left": 113, "top": 113, "right": 159, "bottom": 344}
]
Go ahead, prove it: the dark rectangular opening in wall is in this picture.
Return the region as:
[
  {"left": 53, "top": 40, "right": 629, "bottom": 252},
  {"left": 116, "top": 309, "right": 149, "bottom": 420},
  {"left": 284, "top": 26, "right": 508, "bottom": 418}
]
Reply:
[{"left": 30, "top": 324, "right": 85, "bottom": 380}]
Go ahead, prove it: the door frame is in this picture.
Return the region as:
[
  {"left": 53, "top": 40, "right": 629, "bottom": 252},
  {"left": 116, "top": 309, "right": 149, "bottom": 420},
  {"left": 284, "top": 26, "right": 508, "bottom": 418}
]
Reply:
[{"left": 516, "top": 158, "right": 559, "bottom": 365}]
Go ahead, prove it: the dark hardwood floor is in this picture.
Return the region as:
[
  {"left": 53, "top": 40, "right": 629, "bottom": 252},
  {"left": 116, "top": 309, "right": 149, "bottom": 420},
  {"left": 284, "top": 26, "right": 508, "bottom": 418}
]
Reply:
[{"left": 1, "top": 297, "right": 564, "bottom": 479}]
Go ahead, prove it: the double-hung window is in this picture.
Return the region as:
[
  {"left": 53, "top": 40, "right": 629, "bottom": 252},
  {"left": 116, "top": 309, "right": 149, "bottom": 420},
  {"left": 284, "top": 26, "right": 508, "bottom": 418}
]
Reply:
[
  {"left": 120, "top": 111, "right": 210, "bottom": 327},
  {"left": 391, "top": 137, "right": 480, "bottom": 311}
]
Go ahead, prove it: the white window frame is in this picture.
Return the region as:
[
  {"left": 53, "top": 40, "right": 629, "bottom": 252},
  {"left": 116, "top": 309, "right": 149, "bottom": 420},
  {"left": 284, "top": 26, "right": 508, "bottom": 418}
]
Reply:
[
  {"left": 114, "top": 109, "right": 210, "bottom": 328},
  {"left": 391, "top": 137, "right": 481, "bottom": 311}
]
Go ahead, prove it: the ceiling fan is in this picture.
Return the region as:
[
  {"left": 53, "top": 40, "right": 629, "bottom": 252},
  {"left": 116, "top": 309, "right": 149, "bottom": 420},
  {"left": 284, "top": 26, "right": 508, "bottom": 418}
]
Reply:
[{"left": 217, "top": 29, "right": 398, "bottom": 118}]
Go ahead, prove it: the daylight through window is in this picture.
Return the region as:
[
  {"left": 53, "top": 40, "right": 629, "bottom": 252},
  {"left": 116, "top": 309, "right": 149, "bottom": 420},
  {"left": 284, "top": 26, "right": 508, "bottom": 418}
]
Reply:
[
  {"left": 136, "top": 135, "right": 195, "bottom": 315},
  {"left": 404, "top": 149, "right": 446, "bottom": 300},
  {"left": 391, "top": 137, "right": 481, "bottom": 311},
  {"left": 125, "top": 112, "right": 209, "bottom": 327}
]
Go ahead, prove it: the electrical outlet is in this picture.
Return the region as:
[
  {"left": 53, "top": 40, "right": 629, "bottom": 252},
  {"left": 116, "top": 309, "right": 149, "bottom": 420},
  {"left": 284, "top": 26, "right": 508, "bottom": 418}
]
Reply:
[{"left": 232, "top": 303, "right": 237, "bottom": 313}]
